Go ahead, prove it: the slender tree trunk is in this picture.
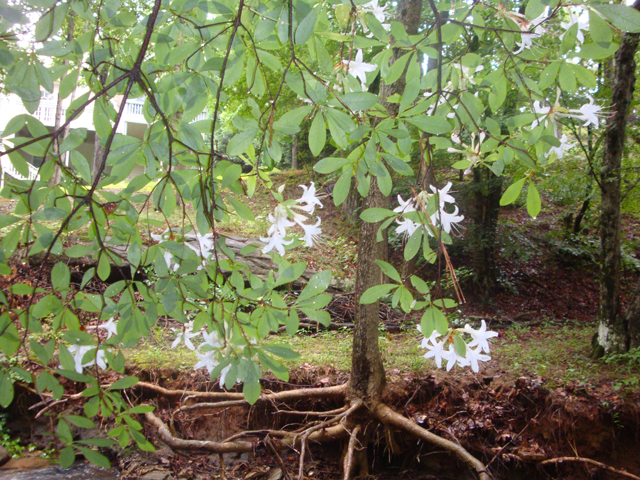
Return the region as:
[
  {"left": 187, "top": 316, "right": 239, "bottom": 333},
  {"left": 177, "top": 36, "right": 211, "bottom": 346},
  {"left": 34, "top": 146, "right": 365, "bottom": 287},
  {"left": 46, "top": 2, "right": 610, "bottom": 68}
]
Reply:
[
  {"left": 50, "top": 15, "right": 75, "bottom": 185},
  {"left": 594, "top": 0, "right": 640, "bottom": 356},
  {"left": 469, "top": 168, "right": 502, "bottom": 296},
  {"left": 350, "top": 0, "right": 422, "bottom": 399},
  {"left": 291, "top": 134, "right": 298, "bottom": 169}
]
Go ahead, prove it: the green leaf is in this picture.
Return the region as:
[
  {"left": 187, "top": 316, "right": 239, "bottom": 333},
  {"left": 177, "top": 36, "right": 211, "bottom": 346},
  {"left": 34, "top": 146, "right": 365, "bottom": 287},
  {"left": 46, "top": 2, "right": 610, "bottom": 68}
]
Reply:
[
  {"left": 526, "top": 182, "right": 541, "bottom": 218},
  {"left": 360, "top": 284, "right": 398, "bottom": 304},
  {"left": 227, "top": 197, "right": 254, "bottom": 221},
  {"left": 538, "top": 62, "right": 560, "bottom": 90},
  {"left": 589, "top": 10, "right": 613, "bottom": 45},
  {"left": 375, "top": 260, "right": 401, "bottom": 283},
  {"left": 297, "top": 270, "right": 332, "bottom": 302},
  {"left": 360, "top": 208, "right": 396, "bottom": 223},
  {"left": 262, "top": 345, "right": 300, "bottom": 359},
  {"left": 405, "top": 116, "right": 451, "bottom": 135},
  {"left": 76, "top": 447, "right": 111, "bottom": 469},
  {"left": 314, "top": 156, "right": 350, "bottom": 174},
  {"left": 227, "top": 129, "right": 257, "bottom": 156},
  {"left": 0, "top": 375, "right": 14, "bottom": 408},
  {"left": 108, "top": 376, "right": 139, "bottom": 390},
  {"left": 382, "top": 154, "right": 413, "bottom": 176},
  {"left": 0, "top": 215, "right": 20, "bottom": 229},
  {"left": 295, "top": 7, "right": 318, "bottom": 45},
  {"left": 423, "top": 306, "right": 448, "bottom": 335},
  {"left": 404, "top": 227, "right": 423, "bottom": 261},
  {"left": 592, "top": 4, "right": 640, "bottom": 33},
  {"left": 499, "top": 178, "right": 526, "bottom": 206},
  {"left": 333, "top": 169, "right": 353, "bottom": 206},
  {"left": 242, "top": 362, "right": 262, "bottom": 405},
  {"left": 454, "top": 334, "right": 466, "bottom": 357},
  {"left": 309, "top": 113, "right": 326, "bottom": 157},
  {"left": 57, "top": 419, "right": 73, "bottom": 445},
  {"left": 59, "top": 446, "right": 75, "bottom": 468},
  {"left": 410, "top": 276, "right": 430, "bottom": 295},
  {"left": 65, "top": 415, "right": 95, "bottom": 429},
  {"left": 340, "top": 92, "right": 378, "bottom": 111},
  {"left": 51, "top": 262, "right": 71, "bottom": 292},
  {"left": 575, "top": 42, "right": 619, "bottom": 60}
]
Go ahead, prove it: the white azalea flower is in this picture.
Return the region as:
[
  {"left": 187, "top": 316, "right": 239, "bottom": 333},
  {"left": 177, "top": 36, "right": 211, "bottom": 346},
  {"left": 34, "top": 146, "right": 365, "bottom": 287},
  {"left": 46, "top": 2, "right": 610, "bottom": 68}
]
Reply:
[
  {"left": 570, "top": 94, "right": 606, "bottom": 129},
  {"left": 423, "top": 339, "right": 447, "bottom": 369},
  {"left": 296, "top": 182, "right": 323, "bottom": 215},
  {"left": 545, "top": 134, "right": 575, "bottom": 159},
  {"left": 464, "top": 345, "right": 491, "bottom": 373},
  {"left": 171, "top": 321, "right": 201, "bottom": 351},
  {"left": 560, "top": 10, "right": 588, "bottom": 44},
  {"left": 260, "top": 230, "right": 294, "bottom": 256},
  {"left": 512, "top": 12, "right": 547, "bottom": 54},
  {"left": 299, "top": 218, "right": 322, "bottom": 247},
  {"left": 342, "top": 49, "right": 377, "bottom": 84},
  {"left": 462, "top": 320, "right": 499, "bottom": 354},
  {"left": 67, "top": 345, "right": 107, "bottom": 374},
  {"left": 431, "top": 205, "right": 464, "bottom": 235},
  {"left": 98, "top": 317, "right": 118, "bottom": 339},
  {"left": 533, "top": 94, "right": 608, "bottom": 131},
  {"left": 429, "top": 182, "right": 456, "bottom": 206},
  {"left": 361, "top": 0, "right": 388, "bottom": 23},
  {"left": 194, "top": 349, "right": 218, "bottom": 374},
  {"left": 201, "top": 330, "right": 224, "bottom": 349},
  {"left": 447, "top": 131, "right": 485, "bottom": 175},
  {"left": 186, "top": 233, "right": 215, "bottom": 259},
  {"left": 393, "top": 195, "right": 416, "bottom": 214}
]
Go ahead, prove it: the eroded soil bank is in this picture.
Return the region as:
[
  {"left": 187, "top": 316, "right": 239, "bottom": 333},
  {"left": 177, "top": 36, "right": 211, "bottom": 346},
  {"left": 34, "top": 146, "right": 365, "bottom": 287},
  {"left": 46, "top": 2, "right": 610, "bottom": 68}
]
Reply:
[{"left": 4, "top": 366, "right": 640, "bottom": 480}]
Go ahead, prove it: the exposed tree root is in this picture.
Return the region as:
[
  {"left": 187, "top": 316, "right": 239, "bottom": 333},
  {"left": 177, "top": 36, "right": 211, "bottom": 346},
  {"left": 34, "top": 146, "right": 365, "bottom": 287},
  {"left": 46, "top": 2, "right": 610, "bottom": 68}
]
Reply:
[
  {"left": 373, "top": 402, "right": 491, "bottom": 480},
  {"left": 145, "top": 411, "right": 254, "bottom": 453},
  {"left": 342, "top": 424, "right": 362, "bottom": 480},
  {"left": 539, "top": 456, "right": 640, "bottom": 480},
  {"left": 178, "top": 383, "right": 348, "bottom": 411},
  {"left": 295, "top": 399, "right": 362, "bottom": 480},
  {"left": 144, "top": 411, "right": 349, "bottom": 455}
]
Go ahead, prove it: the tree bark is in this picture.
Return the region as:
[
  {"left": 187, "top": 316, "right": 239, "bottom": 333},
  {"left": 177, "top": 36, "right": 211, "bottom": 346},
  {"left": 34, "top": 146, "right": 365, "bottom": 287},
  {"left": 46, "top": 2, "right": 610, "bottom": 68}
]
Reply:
[
  {"left": 468, "top": 168, "right": 502, "bottom": 297},
  {"left": 350, "top": 0, "right": 422, "bottom": 400},
  {"left": 50, "top": 15, "right": 75, "bottom": 185},
  {"left": 595, "top": 0, "right": 640, "bottom": 355},
  {"left": 291, "top": 134, "right": 298, "bottom": 169}
]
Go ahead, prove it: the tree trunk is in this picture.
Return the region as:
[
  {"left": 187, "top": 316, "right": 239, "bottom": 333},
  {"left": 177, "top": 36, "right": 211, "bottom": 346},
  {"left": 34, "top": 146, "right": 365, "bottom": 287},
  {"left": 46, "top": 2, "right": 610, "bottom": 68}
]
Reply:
[
  {"left": 291, "top": 134, "right": 298, "bottom": 170},
  {"left": 468, "top": 168, "right": 502, "bottom": 297},
  {"left": 349, "top": 0, "right": 422, "bottom": 400},
  {"left": 594, "top": 0, "right": 640, "bottom": 356},
  {"left": 50, "top": 15, "right": 75, "bottom": 185}
]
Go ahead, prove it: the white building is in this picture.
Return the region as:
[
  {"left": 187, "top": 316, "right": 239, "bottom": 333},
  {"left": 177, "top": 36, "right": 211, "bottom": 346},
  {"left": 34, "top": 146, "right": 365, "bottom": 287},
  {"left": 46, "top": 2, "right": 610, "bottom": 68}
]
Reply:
[{"left": 0, "top": 85, "right": 207, "bottom": 186}]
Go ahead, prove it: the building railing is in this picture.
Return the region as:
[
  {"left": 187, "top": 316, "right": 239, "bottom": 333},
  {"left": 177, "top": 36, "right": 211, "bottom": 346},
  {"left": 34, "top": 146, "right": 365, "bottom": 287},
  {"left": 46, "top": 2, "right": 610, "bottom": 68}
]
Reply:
[{"left": 0, "top": 157, "right": 40, "bottom": 188}]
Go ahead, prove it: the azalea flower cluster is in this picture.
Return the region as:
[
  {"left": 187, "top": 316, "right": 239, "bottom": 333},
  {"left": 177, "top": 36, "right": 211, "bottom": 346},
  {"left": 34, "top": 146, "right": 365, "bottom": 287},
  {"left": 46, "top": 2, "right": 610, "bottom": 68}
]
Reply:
[
  {"left": 151, "top": 228, "right": 215, "bottom": 272},
  {"left": 447, "top": 131, "right": 485, "bottom": 175},
  {"left": 65, "top": 317, "right": 118, "bottom": 374},
  {"left": 260, "top": 182, "right": 323, "bottom": 256},
  {"left": 394, "top": 182, "right": 464, "bottom": 237},
  {"left": 532, "top": 94, "right": 607, "bottom": 131},
  {"left": 419, "top": 320, "right": 498, "bottom": 373},
  {"left": 499, "top": 6, "right": 589, "bottom": 55},
  {"left": 171, "top": 320, "right": 249, "bottom": 388}
]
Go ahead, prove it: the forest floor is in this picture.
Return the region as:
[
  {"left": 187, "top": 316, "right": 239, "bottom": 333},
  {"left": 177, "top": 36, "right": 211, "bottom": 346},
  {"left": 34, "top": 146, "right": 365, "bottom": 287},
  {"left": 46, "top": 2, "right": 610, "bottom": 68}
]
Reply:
[{"left": 1, "top": 170, "right": 640, "bottom": 479}]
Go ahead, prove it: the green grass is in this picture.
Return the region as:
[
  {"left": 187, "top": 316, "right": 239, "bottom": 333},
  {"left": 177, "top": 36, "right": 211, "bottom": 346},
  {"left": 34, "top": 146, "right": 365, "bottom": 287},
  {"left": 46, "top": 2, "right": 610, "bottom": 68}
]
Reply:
[{"left": 124, "top": 320, "right": 640, "bottom": 395}]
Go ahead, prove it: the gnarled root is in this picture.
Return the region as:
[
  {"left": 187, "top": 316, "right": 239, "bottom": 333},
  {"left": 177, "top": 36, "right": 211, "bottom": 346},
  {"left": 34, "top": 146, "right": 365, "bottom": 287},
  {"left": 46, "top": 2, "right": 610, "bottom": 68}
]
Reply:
[
  {"left": 179, "top": 383, "right": 348, "bottom": 411},
  {"left": 539, "top": 457, "right": 640, "bottom": 480},
  {"left": 372, "top": 402, "right": 491, "bottom": 480},
  {"left": 144, "top": 410, "right": 349, "bottom": 455}
]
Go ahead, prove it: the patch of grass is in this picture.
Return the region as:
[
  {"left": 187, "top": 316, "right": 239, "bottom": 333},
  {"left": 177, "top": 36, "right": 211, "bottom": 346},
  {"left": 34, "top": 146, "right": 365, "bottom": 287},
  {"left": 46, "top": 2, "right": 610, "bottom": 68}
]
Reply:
[{"left": 493, "top": 321, "right": 640, "bottom": 391}]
